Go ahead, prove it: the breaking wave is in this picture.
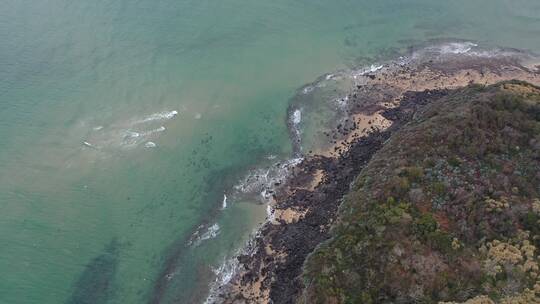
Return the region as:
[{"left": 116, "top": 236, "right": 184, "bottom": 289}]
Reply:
[
  {"left": 203, "top": 257, "right": 238, "bottom": 304},
  {"left": 81, "top": 110, "right": 178, "bottom": 152},
  {"left": 351, "top": 64, "right": 384, "bottom": 79},
  {"left": 203, "top": 228, "right": 262, "bottom": 304},
  {"left": 135, "top": 110, "right": 178, "bottom": 124},
  {"left": 188, "top": 223, "right": 221, "bottom": 248},
  {"left": 292, "top": 109, "right": 302, "bottom": 125},
  {"left": 221, "top": 194, "right": 228, "bottom": 210},
  {"left": 436, "top": 42, "right": 478, "bottom": 54},
  {"left": 233, "top": 157, "right": 303, "bottom": 201},
  {"left": 144, "top": 142, "right": 157, "bottom": 148}
]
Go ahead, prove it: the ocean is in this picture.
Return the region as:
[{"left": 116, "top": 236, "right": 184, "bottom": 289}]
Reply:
[{"left": 1, "top": 1, "right": 540, "bottom": 303}]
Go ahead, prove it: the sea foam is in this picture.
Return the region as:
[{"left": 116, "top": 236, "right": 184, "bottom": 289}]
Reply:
[
  {"left": 222, "top": 194, "right": 228, "bottom": 209},
  {"left": 438, "top": 42, "right": 478, "bottom": 54},
  {"left": 141, "top": 126, "right": 166, "bottom": 136},
  {"left": 189, "top": 223, "right": 221, "bottom": 247},
  {"left": 136, "top": 110, "right": 179, "bottom": 124},
  {"left": 292, "top": 109, "right": 302, "bottom": 125},
  {"left": 234, "top": 157, "right": 303, "bottom": 201},
  {"left": 144, "top": 142, "right": 157, "bottom": 148}
]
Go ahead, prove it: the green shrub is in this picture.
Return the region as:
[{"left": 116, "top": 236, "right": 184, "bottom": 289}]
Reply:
[
  {"left": 448, "top": 156, "right": 461, "bottom": 167},
  {"left": 389, "top": 176, "right": 411, "bottom": 196},
  {"left": 413, "top": 213, "right": 438, "bottom": 237},
  {"left": 405, "top": 166, "right": 424, "bottom": 182},
  {"left": 431, "top": 182, "right": 446, "bottom": 196},
  {"left": 426, "top": 230, "right": 453, "bottom": 253}
]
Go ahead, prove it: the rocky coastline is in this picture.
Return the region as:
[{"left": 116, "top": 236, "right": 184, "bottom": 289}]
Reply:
[{"left": 211, "top": 45, "right": 540, "bottom": 304}]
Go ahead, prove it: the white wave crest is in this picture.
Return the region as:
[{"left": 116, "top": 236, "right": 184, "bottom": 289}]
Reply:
[
  {"left": 302, "top": 85, "right": 314, "bottom": 94},
  {"left": 144, "top": 141, "right": 157, "bottom": 148},
  {"left": 412, "top": 42, "right": 479, "bottom": 59},
  {"left": 200, "top": 223, "right": 220, "bottom": 242},
  {"left": 221, "top": 194, "right": 228, "bottom": 210},
  {"left": 83, "top": 141, "right": 96, "bottom": 148},
  {"left": 266, "top": 204, "right": 275, "bottom": 222},
  {"left": 367, "top": 64, "right": 384, "bottom": 73},
  {"left": 189, "top": 223, "right": 221, "bottom": 247},
  {"left": 203, "top": 255, "right": 240, "bottom": 304},
  {"left": 203, "top": 227, "right": 263, "bottom": 304},
  {"left": 234, "top": 157, "right": 303, "bottom": 201},
  {"left": 438, "top": 42, "right": 478, "bottom": 54},
  {"left": 136, "top": 110, "right": 178, "bottom": 124},
  {"left": 141, "top": 126, "right": 166, "bottom": 136},
  {"left": 292, "top": 109, "right": 302, "bottom": 125},
  {"left": 335, "top": 95, "right": 349, "bottom": 107},
  {"left": 125, "top": 131, "right": 140, "bottom": 138},
  {"left": 352, "top": 64, "right": 384, "bottom": 79}
]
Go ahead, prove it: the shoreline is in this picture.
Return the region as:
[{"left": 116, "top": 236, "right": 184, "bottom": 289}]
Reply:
[{"left": 206, "top": 43, "right": 540, "bottom": 304}]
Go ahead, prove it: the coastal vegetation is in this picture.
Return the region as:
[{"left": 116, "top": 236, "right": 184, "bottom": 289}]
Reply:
[{"left": 301, "top": 81, "right": 540, "bottom": 303}]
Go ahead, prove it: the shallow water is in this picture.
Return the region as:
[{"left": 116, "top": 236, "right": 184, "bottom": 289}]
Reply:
[{"left": 1, "top": 1, "right": 540, "bottom": 303}]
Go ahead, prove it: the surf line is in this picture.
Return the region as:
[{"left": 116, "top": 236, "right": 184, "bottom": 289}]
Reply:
[
  {"left": 82, "top": 141, "right": 98, "bottom": 149},
  {"left": 222, "top": 194, "right": 228, "bottom": 210}
]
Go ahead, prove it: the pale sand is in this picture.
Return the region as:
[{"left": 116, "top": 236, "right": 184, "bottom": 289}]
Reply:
[
  {"left": 300, "top": 169, "right": 325, "bottom": 191},
  {"left": 271, "top": 208, "right": 308, "bottom": 224},
  {"left": 317, "top": 112, "right": 393, "bottom": 157}
]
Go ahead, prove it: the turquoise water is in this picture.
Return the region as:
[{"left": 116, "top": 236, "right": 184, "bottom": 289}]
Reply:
[{"left": 1, "top": 1, "right": 540, "bottom": 303}]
